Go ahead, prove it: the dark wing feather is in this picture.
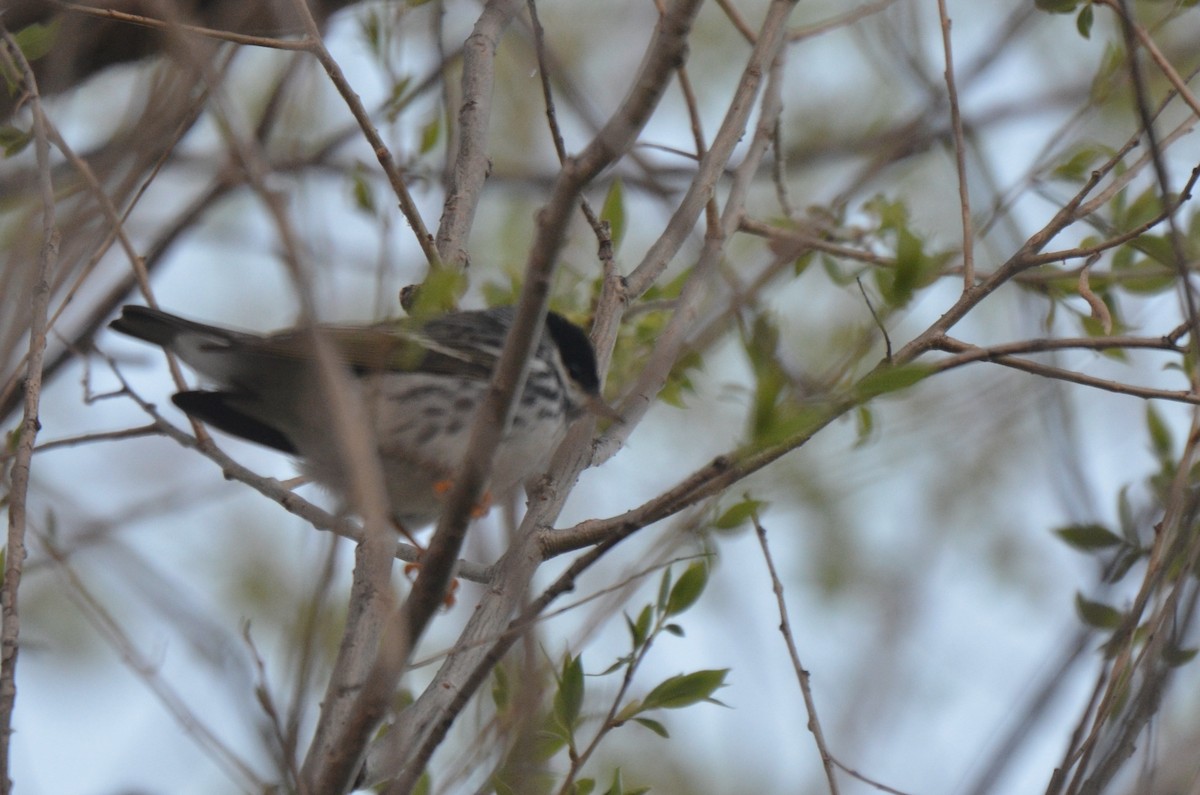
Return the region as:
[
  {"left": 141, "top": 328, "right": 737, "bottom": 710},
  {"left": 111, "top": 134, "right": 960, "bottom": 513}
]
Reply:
[{"left": 172, "top": 391, "right": 298, "bottom": 453}]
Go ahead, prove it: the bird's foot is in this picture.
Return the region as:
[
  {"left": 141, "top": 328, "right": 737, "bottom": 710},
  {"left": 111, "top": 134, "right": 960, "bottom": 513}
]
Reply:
[{"left": 432, "top": 480, "right": 493, "bottom": 518}]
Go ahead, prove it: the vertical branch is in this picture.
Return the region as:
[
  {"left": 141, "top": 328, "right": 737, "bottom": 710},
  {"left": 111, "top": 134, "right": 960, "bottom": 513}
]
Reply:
[
  {"left": 936, "top": 0, "right": 974, "bottom": 289},
  {"left": 355, "top": 2, "right": 708, "bottom": 791},
  {"left": 0, "top": 27, "right": 58, "bottom": 795},
  {"left": 435, "top": 0, "right": 523, "bottom": 270}
]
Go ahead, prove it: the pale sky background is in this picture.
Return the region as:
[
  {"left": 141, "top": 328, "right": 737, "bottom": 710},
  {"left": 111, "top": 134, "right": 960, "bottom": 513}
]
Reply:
[{"left": 7, "top": 1, "right": 1200, "bottom": 793}]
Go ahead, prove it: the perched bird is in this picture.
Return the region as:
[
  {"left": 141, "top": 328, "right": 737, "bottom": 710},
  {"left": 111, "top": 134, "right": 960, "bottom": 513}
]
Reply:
[{"left": 109, "top": 305, "right": 605, "bottom": 530}]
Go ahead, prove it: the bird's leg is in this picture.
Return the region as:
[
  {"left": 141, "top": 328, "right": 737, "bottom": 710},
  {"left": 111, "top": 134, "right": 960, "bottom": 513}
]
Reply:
[
  {"left": 392, "top": 518, "right": 424, "bottom": 550},
  {"left": 432, "top": 479, "right": 493, "bottom": 518}
]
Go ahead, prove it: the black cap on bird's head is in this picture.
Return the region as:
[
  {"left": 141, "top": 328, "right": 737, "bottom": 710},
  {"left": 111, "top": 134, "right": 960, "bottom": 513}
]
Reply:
[{"left": 545, "top": 312, "right": 601, "bottom": 396}]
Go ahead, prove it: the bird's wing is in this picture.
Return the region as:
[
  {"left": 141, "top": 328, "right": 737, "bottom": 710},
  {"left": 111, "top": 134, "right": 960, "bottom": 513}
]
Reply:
[{"left": 247, "top": 323, "right": 498, "bottom": 380}]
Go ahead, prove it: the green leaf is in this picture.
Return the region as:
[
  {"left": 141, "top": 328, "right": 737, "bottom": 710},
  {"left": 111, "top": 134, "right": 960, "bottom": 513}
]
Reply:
[
  {"left": 854, "top": 405, "right": 875, "bottom": 447},
  {"left": 419, "top": 115, "right": 441, "bottom": 154},
  {"left": 665, "top": 562, "right": 708, "bottom": 617},
  {"left": 554, "top": 654, "right": 585, "bottom": 732},
  {"left": 663, "top": 623, "right": 684, "bottom": 637},
  {"left": 0, "top": 125, "right": 32, "bottom": 158},
  {"left": 383, "top": 75, "right": 414, "bottom": 122},
  {"left": 793, "top": 249, "right": 815, "bottom": 276},
  {"left": 627, "top": 605, "right": 652, "bottom": 650},
  {"left": 713, "top": 497, "right": 766, "bottom": 531},
  {"left": 641, "top": 669, "right": 729, "bottom": 711},
  {"left": 350, "top": 167, "right": 377, "bottom": 214},
  {"left": 1036, "top": 0, "right": 1079, "bottom": 11},
  {"left": 656, "top": 568, "right": 672, "bottom": 614},
  {"left": 1146, "top": 403, "right": 1173, "bottom": 462},
  {"left": 533, "top": 716, "right": 568, "bottom": 760},
  {"left": 492, "top": 664, "right": 510, "bottom": 711},
  {"left": 1121, "top": 185, "right": 1163, "bottom": 232},
  {"left": 359, "top": 9, "right": 382, "bottom": 56},
  {"left": 1076, "top": 4, "right": 1094, "bottom": 38},
  {"left": 1091, "top": 43, "right": 1125, "bottom": 105},
  {"left": 603, "top": 769, "right": 624, "bottom": 795},
  {"left": 633, "top": 717, "right": 669, "bottom": 738},
  {"left": 853, "top": 363, "right": 931, "bottom": 401},
  {"left": 409, "top": 266, "right": 466, "bottom": 315},
  {"left": 14, "top": 20, "right": 60, "bottom": 63},
  {"left": 1053, "top": 145, "right": 1108, "bottom": 181},
  {"left": 601, "top": 178, "right": 626, "bottom": 253},
  {"left": 1129, "top": 234, "right": 1176, "bottom": 268},
  {"left": 1075, "top": 593, "right": 1124, "bottom": 629},
  {"left": 880, "top": 226, "right": 924, "bottom": 307},
  {"left": 820, "top": 254, "right": 859, "bottom": 286},
  {"left": 1055, "top": 523, "right": 1123, "bottom": 551},
  {"left": 573, "top": 779, "right": 596, "bottom": 795},
  {"left": 1163, "top": 644, "right": 1199, "bottom": 667}
]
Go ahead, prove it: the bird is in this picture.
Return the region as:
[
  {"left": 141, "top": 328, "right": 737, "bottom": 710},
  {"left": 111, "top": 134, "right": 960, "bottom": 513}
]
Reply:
[{"left": 109, "top": 304, "right": 606, "bottom": 532}]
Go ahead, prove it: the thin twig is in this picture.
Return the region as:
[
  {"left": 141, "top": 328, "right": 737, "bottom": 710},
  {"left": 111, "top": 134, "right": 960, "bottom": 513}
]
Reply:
[
  {"left": 932, "top": 335, "right": 1199, "bottom": 405},
  {"left": 56, "top": 2, "right": 314, "bottom": 49},
  {"left": 752, "top": 512, "right": 840, "bottom": 795},
  {"left": 292, "top": 3, "right": 439, "bottom": 268},
  {"left": 936, "top": 0, "right": 974, "bottom": 289}
]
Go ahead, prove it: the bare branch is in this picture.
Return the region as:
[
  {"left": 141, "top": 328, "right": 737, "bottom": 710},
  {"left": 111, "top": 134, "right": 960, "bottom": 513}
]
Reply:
[{"left": 0, "top": 26, "right": 57, "bottom": 791}]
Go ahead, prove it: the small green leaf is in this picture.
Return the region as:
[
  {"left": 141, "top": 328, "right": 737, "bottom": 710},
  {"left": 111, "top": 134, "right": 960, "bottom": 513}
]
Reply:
[
  {"left": 492, "top": 664, "right": 510, "bottom": 711},
  {"left": 614, "top": 699, "right": 641, "bottom": 723},
  {"left": 627, "top": 605, "right": 652, "bottom": 650},
  {"left": 1076, "top": 4, "right": 1094, "bottom": 38},
  {"left": 1146, "top": 403, "right": 1173, "bottom": 461},
  {"left": 603, "top": 769, "right": 624, "bottom": 795},
  {"left": 633, "top": 717, "right": 669, "bottom": 738},
  {"left": 359, "top": 9, "right": 382, "bottom": 55},
  {"left": 1163, "top": 644, "right": 1198, "bottom": 667},
  {"left": 1055, "top": 523, "right": 1123, "bottom": 551},
  {"left": 14, "top": 20, "right": 60, "bottom": 62},
  {"left": 554, "top": 654, "right": 585, "bottom": 731},
  {"left": 853, "top": 363, "right": 931, "bottom": 401},
  {"left": 665, "top": 561, "right": 708, "bottom": 616},
  {"left": 1121, "top": 185, "right": 1163, "bottom": 232},
  {"left": 533, "top": 715, "right": 568, "bottom": 760},
  {"left": 0, "top": 125, "right": 32, "bottom": 158},
  {"left": 713, "top": 498, "right": 766, "bottom": 531},
  {"left": 1075, "top": 593, "right": 1124, "bottom": 629},
  {"left": 1036, "top": 0, "right": 1079, "bottom": 11},
  {"left": 1053, "top": 145, "right": 1107, "bottom": 181},
  {"left": 854, "top": 405, "right": 875, "bottom": 447},
  {"left": 793, "top": 249, "right": 815, "bottom": 276},
  {"left": 641, "top": 669, "right": 729, "bottom": 711},
  {"left": 601, "top": 178, "right": 626, "bottom": 253},
  {"left": 663, "top": 623, "right": 685, "bottom": 637},
  {"left": 350, "top": 168, "right": 377, "bottom": 214},
  {"left": 573, "top": 779, "right": 596, "bottom": 795},
  {"left": 656, "top": 568, "right": 672, "bottom": 614},
  {"left": 1090, "top": 43, "right": 1125, "bottom": 104},
  {"left": 409, "top": 266, "right": 466, "bottom": 316},
  {"left": 419, "top": 115, "right": 441, "bottom": 154}
]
